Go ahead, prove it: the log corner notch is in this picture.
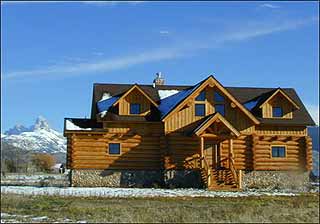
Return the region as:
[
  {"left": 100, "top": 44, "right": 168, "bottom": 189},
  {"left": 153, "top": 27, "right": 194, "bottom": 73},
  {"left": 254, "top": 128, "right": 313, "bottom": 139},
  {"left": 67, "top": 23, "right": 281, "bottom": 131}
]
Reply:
[
  {"left": 305, "top": 136, "right": 313, "bottom": 171},
  {"left": 252, "top": 134, "right": 259, "bottom": 170}
]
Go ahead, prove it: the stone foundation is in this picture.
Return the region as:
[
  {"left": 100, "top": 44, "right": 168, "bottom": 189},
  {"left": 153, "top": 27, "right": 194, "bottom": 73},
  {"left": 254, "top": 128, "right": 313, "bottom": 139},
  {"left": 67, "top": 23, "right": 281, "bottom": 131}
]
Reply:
[
  {"left": 242, "top": 170, "right": 311, "bottom": 191},
  {"left": 164, "top": 170, "right": 203, "bottom": 188},
  {"left": 71, "top": 170, "right": 163, "bottom": 187},
  {"left": 71, "top": 169, "right": 202, "bottom": 188}
]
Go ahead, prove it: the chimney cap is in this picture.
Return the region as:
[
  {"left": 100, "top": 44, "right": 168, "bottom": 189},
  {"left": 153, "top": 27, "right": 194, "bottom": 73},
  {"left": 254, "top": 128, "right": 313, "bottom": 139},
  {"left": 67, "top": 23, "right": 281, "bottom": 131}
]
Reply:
[{"left": 153, "top": 72, "right": 165, "bottom": 87}]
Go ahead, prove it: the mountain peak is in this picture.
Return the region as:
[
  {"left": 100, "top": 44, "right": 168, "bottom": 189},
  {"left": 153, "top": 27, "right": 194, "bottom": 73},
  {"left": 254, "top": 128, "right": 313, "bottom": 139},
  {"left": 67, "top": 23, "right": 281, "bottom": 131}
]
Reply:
[
  {"left": 4, "top": 124, "right": 29, "bottom": 135},
  {"left": 31, "top": 116, "right": 50, "bottom": 130},
  {"left": 31, "top": 116, "right": 50, "bottom": 131}
]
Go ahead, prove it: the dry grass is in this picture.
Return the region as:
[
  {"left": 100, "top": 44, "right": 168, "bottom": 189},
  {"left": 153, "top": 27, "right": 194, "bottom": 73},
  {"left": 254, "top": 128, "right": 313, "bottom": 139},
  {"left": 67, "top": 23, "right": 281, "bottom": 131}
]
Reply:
[{"left": 1, "top": 193, "right": 319, "bottom": 223}]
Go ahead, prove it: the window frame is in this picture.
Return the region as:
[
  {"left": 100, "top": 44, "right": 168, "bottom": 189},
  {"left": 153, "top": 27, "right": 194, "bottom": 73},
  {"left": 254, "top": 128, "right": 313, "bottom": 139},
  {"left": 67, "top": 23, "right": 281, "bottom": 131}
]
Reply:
[
  {"left": 130, "top": 103, "right": 141, "bottom": 115},
  {"left": 270, "top": 145, "right": 286, "bottom": 158},
  {"left": 195, "top": 90, "right": 206, "bottom": 101},
  {"left": 195, "top": 103, "right": 206, "bottom": 117},
  {"left": 272, "top": 106, "right": 283, "bottom": 118},
  {"left": 108, "top": 142, "right": 121, "bottom": 156}
]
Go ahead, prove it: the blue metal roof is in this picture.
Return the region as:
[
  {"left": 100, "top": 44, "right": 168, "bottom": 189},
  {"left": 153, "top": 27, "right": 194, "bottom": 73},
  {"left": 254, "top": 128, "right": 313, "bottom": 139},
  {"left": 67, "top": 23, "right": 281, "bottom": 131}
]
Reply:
[{"left": 97, "top": 96, "right": 120, "bottom": 113}]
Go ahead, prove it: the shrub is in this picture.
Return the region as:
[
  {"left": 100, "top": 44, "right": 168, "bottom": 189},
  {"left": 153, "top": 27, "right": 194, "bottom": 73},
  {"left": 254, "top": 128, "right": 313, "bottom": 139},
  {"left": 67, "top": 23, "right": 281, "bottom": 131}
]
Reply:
[{"left": 32, "top": 153, "right": 56, "bottom": 172}]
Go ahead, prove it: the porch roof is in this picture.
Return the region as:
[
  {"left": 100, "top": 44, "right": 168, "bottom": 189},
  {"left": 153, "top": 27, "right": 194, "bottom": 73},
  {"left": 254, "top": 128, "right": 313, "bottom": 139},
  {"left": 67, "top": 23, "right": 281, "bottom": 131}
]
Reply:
[{"left": 192, "top": 113, "right": 241, "bottom": 137}]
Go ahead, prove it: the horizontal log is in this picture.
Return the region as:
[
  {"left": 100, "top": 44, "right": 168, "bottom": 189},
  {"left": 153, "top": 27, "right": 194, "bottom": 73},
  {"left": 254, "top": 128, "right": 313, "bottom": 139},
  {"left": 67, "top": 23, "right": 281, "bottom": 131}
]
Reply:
[
  {"left": 255, "top": 158, "right": 300, "bottom": 162},
  {"left": 254, "top": 166, "right": 303, "bottom": 171},
  {"left": 72, "top": 160, "right": 161, "bottom": 166},
  {"left": 72, "top": 165, "right": 160, "bottom": 170}
]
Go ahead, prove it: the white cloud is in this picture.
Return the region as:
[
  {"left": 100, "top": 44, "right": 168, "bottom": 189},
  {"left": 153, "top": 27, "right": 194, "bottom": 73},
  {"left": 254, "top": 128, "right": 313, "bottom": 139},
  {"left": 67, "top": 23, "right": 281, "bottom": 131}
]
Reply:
[
  {"left": 260, "top": 3, "right": 280, "bottom": 9},
  {"left": 159, "top": 30, "right": 170, "bottom": 35},
  {"left": 306, "top": 104, "right": 319, "bottom": 125},
  {"left": 4, "top": 17, "right": 318, "bottom": 79}
]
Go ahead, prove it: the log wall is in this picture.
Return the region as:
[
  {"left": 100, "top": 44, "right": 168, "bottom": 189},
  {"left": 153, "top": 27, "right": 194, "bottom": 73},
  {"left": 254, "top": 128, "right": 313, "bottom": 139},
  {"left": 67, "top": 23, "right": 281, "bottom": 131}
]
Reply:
[
  {"left": 66, "top": 122, "right": 163, "bottom": 170},
  {"left": 253, "top": 135, "right": 308, "bottom": 171}
]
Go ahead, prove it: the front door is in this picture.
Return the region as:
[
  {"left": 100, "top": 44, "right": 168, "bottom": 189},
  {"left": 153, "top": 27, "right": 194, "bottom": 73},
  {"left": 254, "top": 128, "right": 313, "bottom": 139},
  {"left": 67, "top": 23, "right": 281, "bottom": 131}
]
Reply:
[{"left": 204, "top": 142, "right": 221, "bottom": 169}]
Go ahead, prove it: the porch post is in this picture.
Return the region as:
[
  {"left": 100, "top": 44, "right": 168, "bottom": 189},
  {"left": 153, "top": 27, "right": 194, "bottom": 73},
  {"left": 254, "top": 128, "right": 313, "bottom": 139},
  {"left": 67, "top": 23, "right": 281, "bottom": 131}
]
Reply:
[
  {"left": 229, "top": 138, "right": 233, "bottom": 169},
  {"left": 201, "top": 136, "right": 204, "bottom": 167}
]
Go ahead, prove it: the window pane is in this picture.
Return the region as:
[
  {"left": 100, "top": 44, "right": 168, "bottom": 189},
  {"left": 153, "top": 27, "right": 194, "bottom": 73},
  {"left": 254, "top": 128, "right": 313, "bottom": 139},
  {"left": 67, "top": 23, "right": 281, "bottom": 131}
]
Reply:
[
  {"left": 215, "top": 104, "right": 225, "bottom": 116},
  {"left": 195, "top": 90, "right": 206, "bottom": 101},
  {"left": 195, "top": 104, "right": 205, "bottom": 116},
  {"left": 272, "top": 146, "right": 285, "bottom": 158},
  {"left": 272, "top": 147, "right": 278, "bottom": 157},
  {"left": 278, "top": 147, "right": 286, "bottom": 157},
  {"left": 109, "top": 143, "right": 120, "bottom": 154},
  {"left": 272, "top": 107, "right": 283, "bottom": 117},
  {"left": 130, "top": 103, "right": 140, "bottom": 114},
  {"left": 214, "top": 92, "right": 224, "bottom": 102}
]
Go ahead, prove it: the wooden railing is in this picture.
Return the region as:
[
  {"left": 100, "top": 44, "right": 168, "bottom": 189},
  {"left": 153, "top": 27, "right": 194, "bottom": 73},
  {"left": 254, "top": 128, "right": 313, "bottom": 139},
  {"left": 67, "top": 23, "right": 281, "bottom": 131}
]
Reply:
[
  {"left": 229, "top": 157, "right": 242, "bottom": 189},
  {"left": 201, "top": 156, "right": 211, "bottom": 187},
  {"left": 184, "top": 154, "right": 201, "bottom": 169}
]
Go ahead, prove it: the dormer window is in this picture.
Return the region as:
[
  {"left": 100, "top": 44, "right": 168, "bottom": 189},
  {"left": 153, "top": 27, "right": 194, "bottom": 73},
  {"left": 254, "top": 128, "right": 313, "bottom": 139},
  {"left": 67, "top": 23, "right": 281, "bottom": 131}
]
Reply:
[
  {"left": 195, "top": 90, "right": 206, "bottom": 101},
  {"left": 130, "top": 103, "right": 141, "bottom": 114},
  {"left": 272, "top": 107, "right": 283, "bottom": 118}
]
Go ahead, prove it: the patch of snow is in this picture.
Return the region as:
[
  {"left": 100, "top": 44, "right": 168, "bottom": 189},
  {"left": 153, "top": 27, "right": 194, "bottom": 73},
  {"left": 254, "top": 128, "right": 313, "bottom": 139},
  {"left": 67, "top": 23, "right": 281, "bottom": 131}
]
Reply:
[
  {"left": 65, "top": 120, "right": 91, "bottom": 131},
  {"left": 99, "top": 111, "right": 108, "bottom": 118},
  {"left": 98, "top": 92, "right": 112, "bottom": 102},
  {"left": 32, "top": 216, "right": 48, "bottom": 221},
  {"left": 1, "top": 186, "right": 298, "bottom": 198},
  {"left": 158, "top": 90, "right": 180, "bottom": 100},
  {"left": 52, "top": 163, "right": 63, "bottom": 169}
]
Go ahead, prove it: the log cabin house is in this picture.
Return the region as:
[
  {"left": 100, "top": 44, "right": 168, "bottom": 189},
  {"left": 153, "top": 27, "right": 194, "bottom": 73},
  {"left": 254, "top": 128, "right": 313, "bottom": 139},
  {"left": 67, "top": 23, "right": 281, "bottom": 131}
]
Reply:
[{"left": 64, "top": 74, "right": 315, "bottom": 189}]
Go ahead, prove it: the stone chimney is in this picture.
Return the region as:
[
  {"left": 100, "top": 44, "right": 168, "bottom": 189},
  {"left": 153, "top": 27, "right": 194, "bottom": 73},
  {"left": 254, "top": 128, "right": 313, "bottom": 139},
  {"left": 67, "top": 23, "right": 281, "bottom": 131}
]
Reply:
[{"left": 153, "top": 72, "right": 165, "bottom": 87}]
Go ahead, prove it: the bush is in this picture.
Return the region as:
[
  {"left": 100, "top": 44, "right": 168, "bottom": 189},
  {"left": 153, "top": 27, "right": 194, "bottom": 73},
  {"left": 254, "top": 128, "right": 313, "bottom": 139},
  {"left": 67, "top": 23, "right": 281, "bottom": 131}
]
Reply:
[{"left": 32, "top": 153, "right": 56, "bottom": 172}]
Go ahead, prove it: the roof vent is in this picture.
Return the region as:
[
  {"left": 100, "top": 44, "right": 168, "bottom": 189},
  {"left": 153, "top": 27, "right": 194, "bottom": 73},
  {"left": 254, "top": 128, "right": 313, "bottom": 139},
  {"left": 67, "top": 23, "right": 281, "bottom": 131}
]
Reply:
[{"left": 153, "top": 72, "right": 165, "bottom": 87}]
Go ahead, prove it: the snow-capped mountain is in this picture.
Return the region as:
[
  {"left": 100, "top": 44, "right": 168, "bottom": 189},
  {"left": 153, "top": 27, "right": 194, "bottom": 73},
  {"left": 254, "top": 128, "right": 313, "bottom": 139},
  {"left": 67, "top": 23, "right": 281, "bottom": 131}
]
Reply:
[{"left": 1, "top": 116, "right": 66, "bottom": 154}]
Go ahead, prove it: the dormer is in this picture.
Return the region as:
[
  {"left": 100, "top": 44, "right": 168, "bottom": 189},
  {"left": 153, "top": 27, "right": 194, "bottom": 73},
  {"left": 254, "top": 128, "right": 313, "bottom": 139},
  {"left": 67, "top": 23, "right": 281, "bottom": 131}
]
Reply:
[
  {"left": 115, "top": 84, "right": 158, "bottom": 116},
  {"left": 259, "top": 88, "right": 300, "bottom": 119}
]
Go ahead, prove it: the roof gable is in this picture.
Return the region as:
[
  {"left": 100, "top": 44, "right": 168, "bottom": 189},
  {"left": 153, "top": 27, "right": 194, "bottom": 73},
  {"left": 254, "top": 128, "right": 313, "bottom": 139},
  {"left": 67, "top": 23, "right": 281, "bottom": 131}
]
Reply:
[
  {"left": 193, "top": 113, "right": 240, "bottom": 137},
  {"left": 113, "top": 84, "right": 158, "bottom": 107},
  {"left": 160, "top": 75, "right": 260, "bottom": 124},
  {"left": 258, "top": 88, "right": 300, "bottom": 110}
]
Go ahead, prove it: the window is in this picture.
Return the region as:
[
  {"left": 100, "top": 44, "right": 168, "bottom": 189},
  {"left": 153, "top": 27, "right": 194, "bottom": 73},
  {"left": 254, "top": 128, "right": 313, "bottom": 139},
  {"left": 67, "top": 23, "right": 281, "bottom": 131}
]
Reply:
[
  {"left": 271, "top": 146, "right": 286, "bottom": 158},
  {"left": 214, "top": 91, "right": 224, "bottom": 102},
  {"left": 130, "top": 103, "right": 141, "bottom": 114},
  {"left": 109, "top": 143, "right": 121, "bottom": 155},
  {"left": 195, "top": 104, "right": 205, "bottom": 116},
  {"left": 215, "top": 104, "right": 225, "bottom": 116},
  {"left": 272, "top": 107, "right": 283, "bottom": 117},
  {"left": 195, "top": 90, "right": 206, "bottom": 101}
]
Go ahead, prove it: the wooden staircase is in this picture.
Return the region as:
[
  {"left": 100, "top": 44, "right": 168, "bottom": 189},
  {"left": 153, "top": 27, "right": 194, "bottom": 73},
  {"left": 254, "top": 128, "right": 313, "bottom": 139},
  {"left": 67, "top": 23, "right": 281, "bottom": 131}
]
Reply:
[
  {"left": 202, "top": 168, "right": 238, "bottom": 190},
  {"left": 200, "top": 156, "right": 242, "bottom": 190}
]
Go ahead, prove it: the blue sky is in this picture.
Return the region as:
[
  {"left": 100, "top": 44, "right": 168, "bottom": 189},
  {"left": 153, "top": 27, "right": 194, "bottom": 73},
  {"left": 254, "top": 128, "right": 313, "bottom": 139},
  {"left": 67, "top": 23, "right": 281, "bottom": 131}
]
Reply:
[{"left": 1, "top": 1, "right": 319, "bottom": 132}]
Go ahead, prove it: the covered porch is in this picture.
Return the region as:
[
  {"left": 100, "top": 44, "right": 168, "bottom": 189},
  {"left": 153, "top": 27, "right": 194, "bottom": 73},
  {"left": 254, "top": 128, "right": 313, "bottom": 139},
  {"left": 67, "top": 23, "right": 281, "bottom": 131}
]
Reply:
[{"left": 193, "top": 113, "right": 243, "bottom": 189}]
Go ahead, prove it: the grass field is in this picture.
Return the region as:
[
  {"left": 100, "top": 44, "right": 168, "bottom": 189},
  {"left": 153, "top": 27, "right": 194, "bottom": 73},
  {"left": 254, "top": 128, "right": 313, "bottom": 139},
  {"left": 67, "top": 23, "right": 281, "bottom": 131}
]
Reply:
[{"left": 1, "top": 193, "right": 319, "bottom": 223}]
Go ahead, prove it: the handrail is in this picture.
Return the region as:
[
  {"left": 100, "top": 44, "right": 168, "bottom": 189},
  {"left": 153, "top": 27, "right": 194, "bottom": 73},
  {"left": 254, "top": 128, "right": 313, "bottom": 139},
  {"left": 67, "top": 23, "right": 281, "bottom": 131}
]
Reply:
[
  {"left": 184, "top": 154, "right": 201, "bottom": 169},
  {"left": 201, "top": 156, "right": 211, "bottom": 187},
  {"left": 229, "top": 157, "right": 242, "bottom": 188}
]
